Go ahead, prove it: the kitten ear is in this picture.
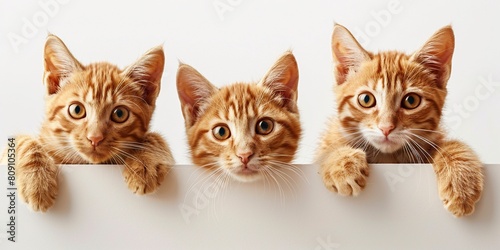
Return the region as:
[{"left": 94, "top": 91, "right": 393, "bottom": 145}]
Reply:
[
  {"left": 411, "top": 25, "right": 455, "bottom": 88},
  {"left": 176, "top": 63, "right": 218, "bottom": 127},
  {"left": 260, "top": 51, "right": 299, "bottom": 112},
  {"left": 331, "top": 24, "right": 371, "bottom": 84},
  {"left": 44, "top": 34, "right": 83, "bottom": 95},
  {"left": 123, "top": 46, "right": 165, "bottom": 106}
]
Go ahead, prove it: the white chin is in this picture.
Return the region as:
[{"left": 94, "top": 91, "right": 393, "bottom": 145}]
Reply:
[
  {"left": 372, "top": 140, "right": 403, "bottom": 154},
  {"left": 230, "top": 170, "right": 262, "bottom": 183}
]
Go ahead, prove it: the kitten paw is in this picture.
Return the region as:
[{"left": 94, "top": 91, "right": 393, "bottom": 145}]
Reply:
[
  {"left": 436, "top": 164, "right": 483, "bottom": 217},
  {"left": 123, "top": 159, "right": 170, "bottom": 195},
  {"left": 17, "top": 157, "right": 59, "bottom": 212},
  {"left": 319, "top": 147, "right": 369, "bottom": 196},
  {"left": 122, "top": 132, "right": 174, "bottom": 195},
  {"left": 433, "top": 140, "right": 484, "bottom": 217}
]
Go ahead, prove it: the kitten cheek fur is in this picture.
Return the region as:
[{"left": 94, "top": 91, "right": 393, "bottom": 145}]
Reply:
[{"left": 317, "top": 24, "right": 483, "bottom": 217}]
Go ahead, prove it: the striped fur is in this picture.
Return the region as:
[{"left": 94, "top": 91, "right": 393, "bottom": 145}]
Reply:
[
  {"left": 177, "top": 52, "right": 301, "bottom": 183},
  {"left": 316, "top": 24, "right": 483, "bottom": 217},
  {"left": 8, "top": 35, "right": 174, "bottom": 212}
]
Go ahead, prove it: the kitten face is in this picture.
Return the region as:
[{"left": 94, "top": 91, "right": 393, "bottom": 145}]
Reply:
[
  {"left": 177, "top": 52, "right": 301, "bottom": 182},
  {"left": 331, "top": 25, "right": 454, "bottom": 154},
  {"left": 41, "top": 35, "right": 164, "bottom": 163}
]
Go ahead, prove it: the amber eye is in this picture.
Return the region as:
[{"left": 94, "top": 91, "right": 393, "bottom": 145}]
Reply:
[
  {"left": 111, "top": 106, "right": 129, "bottom": 123},
  {"left": 402, "top": 93, "right": 421, "bottom": 109},
  {"left": 68, "top": 103, "right": 86, "bottom": 119},
  {"left": 256, "top": 118, "right": 274, "bottom": 135},
  {"left": 358, "top": 92, "right": 376, "bottom": 108},
  {"left": 212, "top": 125, "right": 231, "bottom": 140}
]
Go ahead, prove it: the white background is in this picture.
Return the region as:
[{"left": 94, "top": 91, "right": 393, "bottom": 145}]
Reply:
[{"left": 0, "top": 0, "right": 499, "bottom": 164}]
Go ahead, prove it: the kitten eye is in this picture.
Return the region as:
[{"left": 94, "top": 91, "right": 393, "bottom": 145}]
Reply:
[
  {"left": 402, "top": 93, "right": 421, "bottom": 109},
  {"left": 111, "top": 106, "right": 129, "bottom": 123},
  {"left": 358, "top": 92, "right": 376, "bottom": 108},
  {"left": 212, "top": 125, "right": 231, "bottom": 140},
  {"left": 68, "top": 103, "right": 86, "bottom": 119},
  {"left": 256, "top": 118, "right": 274, "bottom": 135}
]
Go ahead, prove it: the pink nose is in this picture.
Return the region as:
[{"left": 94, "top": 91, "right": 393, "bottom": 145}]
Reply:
[
  {"left": 237, "top": 151, "right": 254, "bottom": 164},
  {"left": 88, "top": 135, "right": 104, "bottom": 147},
  {"left": 378, "top": 125, "right": 395, "bottom": 137}
]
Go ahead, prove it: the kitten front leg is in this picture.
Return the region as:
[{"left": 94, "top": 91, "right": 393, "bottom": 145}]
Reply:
[
  {"left": 122, "top": 132, "right": 174, "bottom": 194},
  {"left": 15, "top": 135, "right": 59, "bottom": 212},
  {"left": 317, "top": 145, "right": 369, "bottom": 196},
  {"left": 432, "top": 140, "right": 483, "bottom": 217}
]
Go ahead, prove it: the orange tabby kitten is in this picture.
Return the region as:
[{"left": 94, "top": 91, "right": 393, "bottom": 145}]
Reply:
[
  {"left": 176, "top": 52, "right": 301, "bottom": 182},
  {"left": 316, "top": 24, "right": 483, "bottom": 217},
  {"left": 6, "top": 35, "right": 174, "bottom": 212}
]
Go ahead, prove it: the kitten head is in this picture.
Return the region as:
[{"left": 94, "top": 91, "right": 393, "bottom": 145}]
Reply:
[
  {"left": 42, "top": 34, "right": 164, "bottom": 163},
  {"left": 177, "top": 52, "right": 301, "bottom": 182},
  {"left": 331, "top": 24, "right": 454, "bottom": 154}
]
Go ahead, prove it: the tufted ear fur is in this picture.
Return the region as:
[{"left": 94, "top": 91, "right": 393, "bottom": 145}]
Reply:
[
  {"left": 176, "top": 64, "right": 218, "bottom": 127},
  {"left": 331, "top": 24, "right": 371, "bottom": 85},
  {"left": 43, "top": 34, "right": 83, "bottom": 95},
  {"left": 123, "top": 46, "right": 165, "bottom": 106},
  {"left": 411, "top": 25, "right": 455, "bottom": 88},
  {"left": 259, "top": 51, "right": 299, "bottom": 113}
]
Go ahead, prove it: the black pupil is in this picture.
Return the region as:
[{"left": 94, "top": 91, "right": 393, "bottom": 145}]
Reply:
[
  {"left": 116, "top": 109, "right": 123, "bottom": 118},
  {"left": 218, "top": 127, "right": 226, "bottom": 137},
  {"left": 407, "top": 96, "right": 415, "bottom": 105},
  {"left": 363, "top": 95, "right": 371, "bottom": 103},
  {"left": 260, "top": 121, "right": 269, "bottom": 131},
  {"left": 74, "top": 105, "right": 81, "bottom": 114}
]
